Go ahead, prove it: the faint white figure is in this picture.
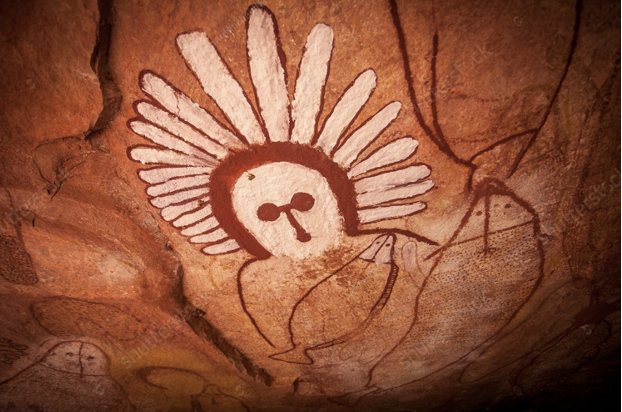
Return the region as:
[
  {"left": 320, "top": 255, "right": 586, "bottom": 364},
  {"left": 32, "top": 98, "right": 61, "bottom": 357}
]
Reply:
[{"left": 0, "top": 341, "right": 134, "bottom": 412}]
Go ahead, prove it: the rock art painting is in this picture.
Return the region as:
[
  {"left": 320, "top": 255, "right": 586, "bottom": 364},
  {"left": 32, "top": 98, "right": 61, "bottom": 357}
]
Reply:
[
  {"left": 126, "top": 2, "right": 558, "bottom": 404},
  {"left": 0, "top": 341, "right": 135, "bottom": 412},
  {"left": 269, "top": 234, "right": 398, "bottom": 364},
  {"left": 127, "top": 3, "right": 440, "bottom": 366},
  {"left": 328, "top": 179, "right": 545, "bottom": 404},
  {"left": 127, "top": 6, "right": 435, "bottom": 259},
  {"left": 30, "top": 297, "right": 144, "bottom": 344},
  {"left": 0, "top": 0, "right": 618, "bottom": 410}
]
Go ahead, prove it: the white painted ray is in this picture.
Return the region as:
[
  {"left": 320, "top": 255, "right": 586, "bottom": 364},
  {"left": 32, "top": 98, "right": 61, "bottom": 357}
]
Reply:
[
  {"left": 177, "top": 32, "right": 266, "bottom": 145},
  {"left": 358, "top": 202, "right": 426, "bottom": 224},
  {"left": 348, "top": 137, "right": 418, "bottom": 178},
  {"left": 139, "top": 167, "right": 213, "bottom": 184},
  {"left": 146, "top": 175, "right": 211, "bottom": 197},
  {"left": 190, "top": 228, "right": 229, "bottom": 244},
  {"left": 136, "top": 102, "right": 229, "bottom": 159},
  {"left": 140, "top": 72, "right": 244, "bottom": 150},
  {"left": 202, "top": 239, "right": 240, "bottom": 255},
  {"left": 180, "top": 216, "right": 219, "bottom": 236},
  {"left": 150, "top": 187, "right": 209, "bottom": 209},
  {"left": 129, "top": 147, "right": 215, "bottom": 167},
  {"left": 247, "top": 7, "right": 290, "bottom": 142},
  {"left": 314, "top": 69, "right": 377, "bottom": 154},
  {"left": 356, "top": 180, "right": 434, "bottom": 208},
  {"left": 172, "top": 204, "right": 213, "bottom": 228},
  {"left": 290, "top": 23, "right": 333, "bottom": 144},
  {"left": 161, "top": 196, "right": 209, "bottom": 221},
  {"left": 354, "top": 165, "right": 431, "bottom": 194},
  {"left": 129, "top": 121, "right": 218, "bottom": 164},
  {"left": 333, "top": 102, "right": 401, "bottom": 168}
]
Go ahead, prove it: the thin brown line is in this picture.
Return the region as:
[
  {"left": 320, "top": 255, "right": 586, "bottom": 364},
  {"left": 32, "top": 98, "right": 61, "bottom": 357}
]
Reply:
[
  {"left": 237, "top": 258, "right": 276, "bottom": 347},
  {"left": 428, "top": 220, "right": 533, "bottom": 256},
  {"left": 351, "top": 161, "right": 430, "bottom": 182},
  {"left": 507, "top": 0, "right": 583, "bottom": 177},
  {"left": 343, "top": 124, "right": 413, "bottom": 175},
  {"left": 136, "top": 166, "right": 213, "bottom": 185},
  {"left": 311, "top": 69, "right": 378, "bottom": 149},
  {"left": 332, "top": 100, "right": 401, "bottom": 160},
  {"left": 430, "top": 32, "right": 446, "bottom": 145},
  {"left": 147, "top": 176, "right": 211, "bottom": 198},
  {"left": 148, "top": 182, "right": 211, "bottom": 201},
  {"left": 357, "top": 228, "right": 437, "bottom": 246},
  {"left": 388, "top": 0, "right": 473, "bottom": 169},
  {"left": 150, "top": 188, "right": 210, "bottom": 209},
  {"left": 468, "top": 129, "right": 538, "bottom": 163},
  {"left": 176, "top": 213, "right": 218, "bottom": 234},
  {"left": 138, "top": 69, "right": 249, "bottom": 148},
  {"left": 132, "top": 99, "right": 229, "bottom": 157},
  {"left": 483, "top": 190, "right": 490, "bottom": 253},
  {"left": 162, "top": 196, "right": 210, "bottom": 222}
]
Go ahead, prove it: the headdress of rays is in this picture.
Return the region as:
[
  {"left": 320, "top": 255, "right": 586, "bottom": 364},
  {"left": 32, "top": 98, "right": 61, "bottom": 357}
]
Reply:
[{"left": 127, "top": 5, "right": 434, "bottom": 256}]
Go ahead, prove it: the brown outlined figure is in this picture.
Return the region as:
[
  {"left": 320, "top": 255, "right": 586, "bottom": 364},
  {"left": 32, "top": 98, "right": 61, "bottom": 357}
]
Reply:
[
  {"left": 126, "top": 3, "right": 438, "bottom": 371},
  {"left": 120, "top": 0, "right": 579, "bottom": 400},
  {"left": 329, "top": 179, "right": 545, "bottom": 405},
  {"left": 137, "top": 366, "right": 251, "bottom": 412},
  {"left": 314, "top": 0, "right": 586, "bottom": 402},
  {"left": 0, "top": 341, "right": 135, "bottom": 412},
  {"left": 269, "top": 234, "right": 398, "bottom": 364},
  {"left": 31, "top": 297, "right": 145, "bottom": 345}
]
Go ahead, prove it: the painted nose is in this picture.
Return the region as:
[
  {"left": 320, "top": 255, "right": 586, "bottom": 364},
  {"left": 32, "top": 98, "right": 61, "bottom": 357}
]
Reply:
[{"left": 257, "top": 192, "right": 315, "bottom": 242}]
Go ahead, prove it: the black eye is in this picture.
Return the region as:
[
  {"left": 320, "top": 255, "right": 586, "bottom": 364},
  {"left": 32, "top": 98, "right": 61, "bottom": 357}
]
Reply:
[
  {"left": 257, "top": 203, "right": 280, "bottom": 221},
  {"left": 86, "top": 356, "right": 95, "bottom": 360},
  {"left": 66, "top": 352, "right": 74, "bottom": 356},
  {"left": 290, "top": 192, "right": 314, "bottom": 212}
]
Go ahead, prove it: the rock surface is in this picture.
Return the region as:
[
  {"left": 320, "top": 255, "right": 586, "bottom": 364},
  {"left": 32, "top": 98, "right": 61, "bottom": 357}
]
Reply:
[{"left": 0, "top": 0, "right": 619, "bottom": 411}]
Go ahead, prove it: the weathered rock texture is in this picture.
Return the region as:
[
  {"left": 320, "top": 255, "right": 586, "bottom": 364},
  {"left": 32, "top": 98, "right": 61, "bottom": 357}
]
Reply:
[{"left": 0, "top": 0, "right": 619, "bottom": 411}]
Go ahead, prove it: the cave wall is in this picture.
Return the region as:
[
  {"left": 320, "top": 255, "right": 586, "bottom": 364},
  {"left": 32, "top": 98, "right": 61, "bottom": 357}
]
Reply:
[{"left": 0, "top": 0, "right": 619, "bottom": 411}]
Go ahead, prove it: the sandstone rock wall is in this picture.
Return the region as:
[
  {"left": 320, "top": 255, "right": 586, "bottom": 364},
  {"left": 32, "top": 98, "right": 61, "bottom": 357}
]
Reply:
[{"left": 0, "top": 0, "right": 619, "bottom": 411}]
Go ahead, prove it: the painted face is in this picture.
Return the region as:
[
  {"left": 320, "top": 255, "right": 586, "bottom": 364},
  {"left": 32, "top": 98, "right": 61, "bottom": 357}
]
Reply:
[
  {"left": 41, "top": 341, "right": 108, "bottom": 375},
  {"left": 231, "top": 162, "right": 344, "bottom": 259}
]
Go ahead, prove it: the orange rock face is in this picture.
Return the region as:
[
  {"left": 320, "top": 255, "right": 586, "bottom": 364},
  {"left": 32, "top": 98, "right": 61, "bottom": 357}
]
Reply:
[{"left": 0, "top": 0, "right": 619, "bottom": 411}]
